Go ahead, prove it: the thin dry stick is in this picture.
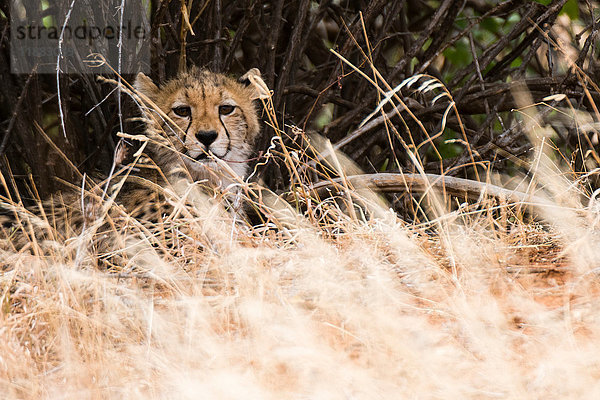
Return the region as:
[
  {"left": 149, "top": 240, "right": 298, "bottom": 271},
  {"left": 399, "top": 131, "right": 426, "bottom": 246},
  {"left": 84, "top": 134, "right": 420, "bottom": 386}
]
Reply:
[{"left": 304, "top": 172, "right": 550, "bottom": 207}]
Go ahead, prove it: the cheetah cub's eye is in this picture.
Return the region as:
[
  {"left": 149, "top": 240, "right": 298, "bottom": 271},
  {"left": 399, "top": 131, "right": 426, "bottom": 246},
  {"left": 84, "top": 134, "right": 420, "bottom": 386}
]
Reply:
[
  {"left": 172, "top": 106, "right": 191, "bottom": 118},
  {"left": 218, "top": 105, "right": 235, "bottom": 116}
]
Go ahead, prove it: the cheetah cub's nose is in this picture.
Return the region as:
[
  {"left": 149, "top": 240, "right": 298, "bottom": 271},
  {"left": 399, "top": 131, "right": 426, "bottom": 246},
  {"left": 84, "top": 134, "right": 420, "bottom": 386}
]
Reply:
[{"left": 195, "top": 130, "right": 218, "bottom": 147}]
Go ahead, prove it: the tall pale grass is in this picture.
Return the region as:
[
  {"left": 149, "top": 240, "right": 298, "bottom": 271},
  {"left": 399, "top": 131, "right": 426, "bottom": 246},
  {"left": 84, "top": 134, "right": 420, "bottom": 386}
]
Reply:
[{"left": 2, "top": 49, "right": 600, "bottom": 400}]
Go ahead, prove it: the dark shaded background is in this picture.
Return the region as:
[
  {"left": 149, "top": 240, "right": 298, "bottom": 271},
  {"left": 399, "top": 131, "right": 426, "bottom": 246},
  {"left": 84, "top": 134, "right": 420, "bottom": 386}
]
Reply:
[{"left": 0, "top": 0, "right": 598, "bottom": 201}]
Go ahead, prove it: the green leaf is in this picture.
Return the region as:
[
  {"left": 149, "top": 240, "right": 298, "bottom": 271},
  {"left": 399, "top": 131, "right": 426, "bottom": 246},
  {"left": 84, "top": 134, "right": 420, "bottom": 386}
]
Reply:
[
  {"left": 422, "top": 38, "right": 433, "bottom": 52},
  {"left": 510, "top": 57, "right": 522, "bottom": 68},
  {"left": 379, "top": 158, "right": 389, "bottom": 172},
  {"left": 533, "top": 0, "right": 578, "bottom": 19},
  {"left": 561, "top": 0, "right": 579, "bottom": 20},
  {"left": 443, "top": 38, "right": 472, "bottom": 67},
  {"left": 480, "top": 17, "right": 499, "bottom": 34}
]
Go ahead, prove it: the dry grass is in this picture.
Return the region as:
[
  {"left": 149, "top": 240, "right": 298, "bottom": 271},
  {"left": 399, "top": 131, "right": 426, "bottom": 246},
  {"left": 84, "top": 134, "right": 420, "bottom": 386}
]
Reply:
[
  {"left": 3, "top": 40, "right": 600, "bottom": 400},
  {"left": 2, "top": 126, "right": 600, "bottom": 400},
  {"left": 3, "top": 177, "right": 600, "bottom": 399}
]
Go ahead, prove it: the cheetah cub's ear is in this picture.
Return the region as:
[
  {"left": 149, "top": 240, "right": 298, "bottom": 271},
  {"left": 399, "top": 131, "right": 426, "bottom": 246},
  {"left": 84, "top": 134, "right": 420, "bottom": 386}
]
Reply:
[
  {"left": 134, "top": 72, "right": 160, "bottom": 103},
  {"left": 239, "top": 68, "right": 269, "bottom": 101}
]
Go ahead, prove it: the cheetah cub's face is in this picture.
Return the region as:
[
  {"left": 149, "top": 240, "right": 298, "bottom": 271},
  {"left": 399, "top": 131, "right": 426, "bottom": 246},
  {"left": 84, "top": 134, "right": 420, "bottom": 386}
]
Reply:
[{"left": 134, "top": 68, "right": 261, "bottom": 183}]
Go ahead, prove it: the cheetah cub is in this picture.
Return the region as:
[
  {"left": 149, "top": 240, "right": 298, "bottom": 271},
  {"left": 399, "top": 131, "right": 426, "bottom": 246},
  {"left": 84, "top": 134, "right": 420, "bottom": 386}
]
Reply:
[
  {"left": 134, "top": 67, "right": 262, "bottom": 187},
  {"left": 0, "top": 68, "right": 263, "bottom": 256}
]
